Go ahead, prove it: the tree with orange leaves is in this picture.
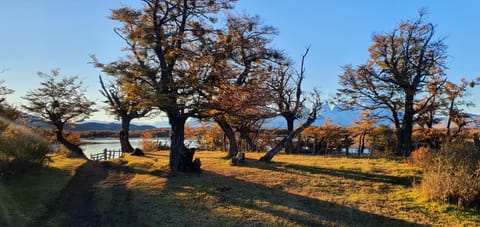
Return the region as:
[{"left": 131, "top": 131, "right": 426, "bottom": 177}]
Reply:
[{"left": 204, "top": 14, "right": 283, "bottom": 158}]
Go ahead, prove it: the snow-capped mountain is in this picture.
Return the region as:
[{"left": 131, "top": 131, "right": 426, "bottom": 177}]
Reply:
[{"left": 264, "top": 104, "right": 361, "bottom": 128}]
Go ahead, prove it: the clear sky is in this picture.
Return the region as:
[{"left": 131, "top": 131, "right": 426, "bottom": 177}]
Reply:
[{"left": 1, "top": 0, "right": 480, "bottom": 126}]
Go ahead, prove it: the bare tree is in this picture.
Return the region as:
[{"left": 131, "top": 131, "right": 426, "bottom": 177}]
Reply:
[
  {"left": 269, "top": 47, "right": 310, "bottom": 154},
  {"left": 260, "top": 89, "right": 321, "bottom": 162}
]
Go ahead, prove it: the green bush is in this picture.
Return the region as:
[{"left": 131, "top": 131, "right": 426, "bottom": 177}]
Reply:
[
  {"left": 416, "top": 142, "right": 480, "bottom": 207},
  {"left": 0, "top": 125, "right": 50, "bottom": 175}
]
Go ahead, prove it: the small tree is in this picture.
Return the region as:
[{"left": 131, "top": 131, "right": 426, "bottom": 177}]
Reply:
[
  {"left": 22, "top": 69, "right": 96, "bottom": 158},
  {"left": 0, "top": 80, "right": 14, "bottom": 105},
  {"left": 0, "top": 80, "right": 18, "bottom": 131},
  {"left": 99, "top": 76, "right": 151, "bottom": 153}
]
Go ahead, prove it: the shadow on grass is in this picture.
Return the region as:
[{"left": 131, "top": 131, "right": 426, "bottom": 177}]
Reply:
[
  {"left": 0, "top": 165, "right": 74, "bottom": 227},
  {"left": 160, "top": 170, "right": 425, "bottom": 226},
  {"left": 243, "top": 158, "right": 418, "bottom": 186},
  {"left": 33, "top": 161, "right": 109, "bottom": 226}
]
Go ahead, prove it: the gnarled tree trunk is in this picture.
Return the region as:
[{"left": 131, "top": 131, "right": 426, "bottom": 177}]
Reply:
[
  {"left": 55, "top": 128, "right": 85, "bottom": 159},
  {"left": 284, "top": 115, "right": 295, "bottom": 154},
  {"left": 120, "top": 117, "right": 134, "bottom": 153},
  {"left": 216, "top": 117, "right": 238, "bottom": 158},
  {"left": 168, "top": 114, "right": 188, "bottom": 172}
]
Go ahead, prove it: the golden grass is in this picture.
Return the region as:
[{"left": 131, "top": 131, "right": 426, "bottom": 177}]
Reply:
[
  {"left": 2, "top": 151, "right": 479, "bottom": 226},
  {"left": 110, "top": 151, "right": 479, "bottom": 226}
]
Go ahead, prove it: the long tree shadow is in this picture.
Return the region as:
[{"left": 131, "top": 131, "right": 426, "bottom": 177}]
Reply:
[
  {"left": 243, "top": 158, "right": 418, "bottom": 186},
  {"left": 33, "top": 161, "right": 109, "bottom": 226},
  {"left": 162, "top": 170, "right": 425, "bottom": 226}
]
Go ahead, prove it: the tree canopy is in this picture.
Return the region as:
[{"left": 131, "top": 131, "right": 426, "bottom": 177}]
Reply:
[
  {"left": 337, "top": 11, "right": 447, "bottom": 156},
  {"left": 22, "top": 69, "right": 96, "bottom": 157}
]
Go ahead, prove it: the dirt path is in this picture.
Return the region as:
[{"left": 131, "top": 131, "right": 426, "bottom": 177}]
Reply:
[{"left": 35, "top": 161, "right": 136, "bottom": 226}]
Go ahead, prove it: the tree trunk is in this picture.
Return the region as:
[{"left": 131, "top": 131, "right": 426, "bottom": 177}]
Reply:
[
  {"left": 446, "top": 97, "right": 456, "bottom": 137},
  {"left": 223, "top": 133, "right": 227, "bottom": 152},
  {"left": 399, "top": 94, "right": 415, "bottom": 157},
  {"left": 260, "top": 111, "right": 316, "bottom": 162},
  {"left": 359, "top": 131, "right": 366, "bottom": 156},
  {"left": 284, "top": 115, "right": 295, "bottom": 154},
  {"left": 56, "top": 128, "right": 85, "bottom": 159},
  {"left": 370, "top": 135, "right": 377, "bottom": 156},
  {"left": 345, "top": 134, "right": 350, "bottom": 157},
  {"left": 216, "top": 117, "right": 238, "bottom": 158},
  {"left": 168, "top": 114, "right": 189, "bottom": 172},
  {"left": 240, "top": 127, "right": 257, "bottom": 151},
  {"left": 120, "top": 117, "right": 134, "bottom": 153}
]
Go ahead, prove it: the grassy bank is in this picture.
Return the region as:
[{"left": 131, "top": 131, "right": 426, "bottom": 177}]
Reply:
[
  {"left": 0, "top": 155, "right": 86, "bottom": 226},
  {"left": 1, "top": 151, "right": 479, "bottom": 226}
]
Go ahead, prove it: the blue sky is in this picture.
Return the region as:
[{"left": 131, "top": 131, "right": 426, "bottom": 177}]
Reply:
[{"left": 1, "top": 0, "right": 480, "bottom": 126}]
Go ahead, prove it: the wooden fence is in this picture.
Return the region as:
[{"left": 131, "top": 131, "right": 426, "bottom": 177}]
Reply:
[{"left": 90, "top": 149, "right": 123, "bottom": 161}]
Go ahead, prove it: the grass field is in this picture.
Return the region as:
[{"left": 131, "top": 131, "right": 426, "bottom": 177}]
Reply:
[{"left": 1, "top": 151, "right": 479, "bottom": 226}]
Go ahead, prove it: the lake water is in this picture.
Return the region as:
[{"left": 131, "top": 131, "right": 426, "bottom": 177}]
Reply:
[
  {"left": 80, "top": 137, "right": 199, "bottom": 159},
  {"left": 80, "top": 137, "right": 170, "bottom": 159}
]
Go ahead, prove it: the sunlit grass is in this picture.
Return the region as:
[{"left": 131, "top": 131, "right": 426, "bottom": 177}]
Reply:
[
  {"left": 109, "top": 151, "right": 479, "bottom": 226},
  {"left": 2, "top": 151, "right": 479, "bottom": 226}
]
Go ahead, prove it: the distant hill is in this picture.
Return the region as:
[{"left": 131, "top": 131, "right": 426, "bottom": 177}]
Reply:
[
  {"left": 67, "top": 122, "right": 156, "bottom": 131},
  {"left": 19, "top": 114, "right": 157, "bottom": 131}
]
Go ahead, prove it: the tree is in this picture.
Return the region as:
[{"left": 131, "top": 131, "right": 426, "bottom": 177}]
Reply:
[
  {"left": 0, "top": 80, "right": 13, "bottom": 105},
  {"left": 22, "top": 69, "right": 96, "bottom": 158},
  {"left": 269, "top": 47, "right": 309, "bottom": 154},
  {"left": 337, "top": 11, "right": 447, "bottom": 157},
  {"left": 97, "top": 0, "right": 236, "bottom": 172},
  {"left": 0, "top": 80, "right": 18, "bottom": 130},
  {"left": 260, "top": 89, "right": 321, "bottom": 162},
  {"left": 348, "top": 111, "right": 377, "bottom": 155},
  {"left": 203, "top": 13, "right": 282, "bottom": 158},
  {"left": 99, "top": 76, "right": 152, "bottom": 153},
  {"left": 442, "top": 79, "right": 477, "bottom": 137}
]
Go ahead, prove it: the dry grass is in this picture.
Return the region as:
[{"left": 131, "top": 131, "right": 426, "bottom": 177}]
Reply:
[
  {"left": 112, "top": 151, "right": 479, "bottom": 226},
  {"left": 2, "top": 151, "right": 480, "bottom": 226},
  {"left": 414, "top": 143, "right": 480, "bottom": 208}
]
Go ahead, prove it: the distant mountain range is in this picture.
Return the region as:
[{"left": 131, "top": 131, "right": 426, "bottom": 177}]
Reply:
[
  {"left": 264, "top": 104, "right": 362, "bottom": 128},
  {"left": 264, "top": 104, "right": 480, "bottom": 129},
  {"left": 19, "top": 105, "right": 480, "bottom": 131}
]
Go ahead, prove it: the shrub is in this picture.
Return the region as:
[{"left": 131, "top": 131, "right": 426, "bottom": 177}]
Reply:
[
  {"left": 416, "top": 142, "right": 480, "bottom": 207},
  {"left": 141, "top": 131, "right": 158, "bottom": 152},
  {"left": 409, "top": 147, "right": 432, "bottom": 168},
  {"left": 0, "top": 125, "right": 50, "bottom": 175},
  {"left": 65, "top": 131, "right": 81, "bottom": 146}
]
